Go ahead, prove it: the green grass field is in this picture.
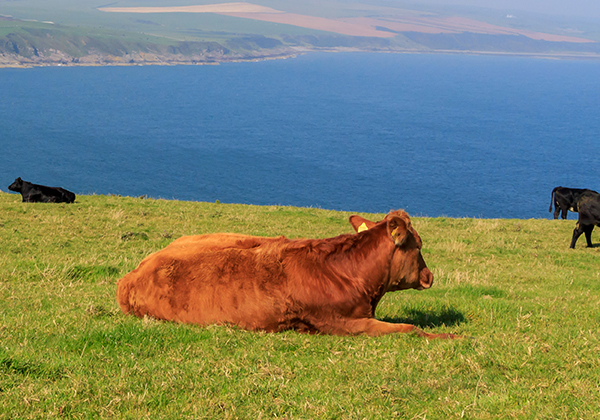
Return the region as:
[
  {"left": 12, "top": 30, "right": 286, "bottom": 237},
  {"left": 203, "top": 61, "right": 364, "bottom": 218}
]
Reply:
[{"left": 1, "top": 192, "right": 599, "bottom": 419}]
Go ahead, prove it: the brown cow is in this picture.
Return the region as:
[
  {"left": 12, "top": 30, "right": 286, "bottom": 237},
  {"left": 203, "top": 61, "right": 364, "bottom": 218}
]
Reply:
[{"left": 117, "top": 210, "right": 458, "bottom": 339}]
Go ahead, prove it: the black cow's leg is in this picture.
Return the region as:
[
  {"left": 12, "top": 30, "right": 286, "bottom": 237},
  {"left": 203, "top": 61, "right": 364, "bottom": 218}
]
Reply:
[
  {"left": 554, "top": 205, "right": 561, "bottom": 219},
  {"left": 561, "top": 208, "right": 568, "bottom": 220},
  {"left": 583, "top": 225, "right": 594, "bottom": 248},
  {"left": 570, "top": 223, "right": 584, "bottom": 249}
]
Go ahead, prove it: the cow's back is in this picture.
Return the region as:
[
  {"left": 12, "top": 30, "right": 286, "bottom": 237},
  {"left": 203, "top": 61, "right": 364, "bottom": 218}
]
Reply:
[{"left": 168, "top": 233, "right": 284, "bottom": 250}]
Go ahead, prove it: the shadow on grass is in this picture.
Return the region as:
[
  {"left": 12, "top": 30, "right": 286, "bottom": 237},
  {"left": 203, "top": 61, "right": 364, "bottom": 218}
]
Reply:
[
  {"left": 572, "top": 243, "right": 600, "bottom": 249},
  {"left": 0, "top": 356, "right": 67, "bottom": 381},
  {"left": 379, "top": 307, "right": 466, "bottom": 329}
]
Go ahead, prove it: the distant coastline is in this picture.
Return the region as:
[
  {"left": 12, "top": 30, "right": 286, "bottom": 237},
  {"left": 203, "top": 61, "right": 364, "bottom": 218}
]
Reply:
[
  {"left": 0, "top": 49, "right": 302, "bottom": 69},
  {"left": 3, "top": 1, "right": 600, "bottom": 69},
  {"left": 3, "top": 47, "right": 600, "bottom": 69}
]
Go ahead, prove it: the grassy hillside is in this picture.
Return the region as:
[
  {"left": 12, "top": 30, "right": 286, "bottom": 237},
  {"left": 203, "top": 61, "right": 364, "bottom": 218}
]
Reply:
[{"left": 1, "top": 192, "right": 599, "bottom": 418}]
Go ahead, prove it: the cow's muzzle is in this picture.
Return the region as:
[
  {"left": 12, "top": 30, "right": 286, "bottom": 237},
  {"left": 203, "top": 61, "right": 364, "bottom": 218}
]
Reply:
[{"left": 419, "top": 268, "right": 433, "bottom": 290}]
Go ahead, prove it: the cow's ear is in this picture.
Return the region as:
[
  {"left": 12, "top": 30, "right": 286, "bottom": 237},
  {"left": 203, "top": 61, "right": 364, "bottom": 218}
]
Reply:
[
  {"left": 388, "top": 216, "right": 409, "bottom": 246},
  {"left": 349, "top": 215, "right": 376, "bottom": 233}
]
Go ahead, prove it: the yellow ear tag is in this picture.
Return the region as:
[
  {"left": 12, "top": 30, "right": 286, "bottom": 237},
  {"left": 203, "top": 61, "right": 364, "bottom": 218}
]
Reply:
[{"left": 358, "top": 222, "right": 368, "bottom": 232}]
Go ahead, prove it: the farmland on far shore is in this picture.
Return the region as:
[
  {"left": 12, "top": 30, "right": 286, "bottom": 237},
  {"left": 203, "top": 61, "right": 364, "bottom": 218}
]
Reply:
[{"left": 2, "top": 0, "right": 600, "bottom": 67}]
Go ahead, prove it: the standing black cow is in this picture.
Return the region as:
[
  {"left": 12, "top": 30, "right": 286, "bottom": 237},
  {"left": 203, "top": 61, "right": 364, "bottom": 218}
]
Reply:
[
  {"left": 570, "top": 191, "right": 600, "bottom": 248},
  {"left": 8, "top": 177, "right": 76, "bottom": 203},
  {"left": 549, "top": 186, "right": 597, "bottom": 220}
]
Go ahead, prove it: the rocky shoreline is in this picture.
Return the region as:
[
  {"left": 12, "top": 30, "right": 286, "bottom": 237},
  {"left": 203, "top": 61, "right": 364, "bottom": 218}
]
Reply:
[
  {"left": 2, "top": 46, "right": 600, "bottom": 69},
  {"left": 0, "top": 47, "right": 306, "bottom": 69}
]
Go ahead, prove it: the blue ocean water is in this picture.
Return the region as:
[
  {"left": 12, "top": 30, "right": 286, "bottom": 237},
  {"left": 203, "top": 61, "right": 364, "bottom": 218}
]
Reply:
[{"left": 1, "top": 53, "right": 599, "bottom": 219}]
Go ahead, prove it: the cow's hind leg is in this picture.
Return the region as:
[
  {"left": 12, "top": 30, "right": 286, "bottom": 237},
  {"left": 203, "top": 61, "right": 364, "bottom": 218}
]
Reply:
[
  {"left": 583, "top": 225, "right": 595, "bottom": 247},
  {"left": 553, "top": 205, "right": 561, "bottom": 219},
  {"left": 560, "top": 207, "right": 568, "bottom": 220}
]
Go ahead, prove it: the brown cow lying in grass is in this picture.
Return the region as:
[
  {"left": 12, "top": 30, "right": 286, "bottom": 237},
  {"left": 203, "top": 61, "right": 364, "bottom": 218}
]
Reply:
[{"left": 117, "top": 209, "right": 458, "bottom": 339}]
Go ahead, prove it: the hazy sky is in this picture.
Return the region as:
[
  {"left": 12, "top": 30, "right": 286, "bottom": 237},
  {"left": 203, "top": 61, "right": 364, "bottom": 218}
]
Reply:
[{"left": 414, "top": 0, "right": 600, "bottom": 19}]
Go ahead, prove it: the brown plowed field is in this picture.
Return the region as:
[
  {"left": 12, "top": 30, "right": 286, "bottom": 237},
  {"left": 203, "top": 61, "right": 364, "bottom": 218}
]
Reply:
[
  {"left": 340, "top": 16, "right": 595, "bottom": 42},
  {"left": 220, "top": 12, "right": 396, "bottom": 38}
]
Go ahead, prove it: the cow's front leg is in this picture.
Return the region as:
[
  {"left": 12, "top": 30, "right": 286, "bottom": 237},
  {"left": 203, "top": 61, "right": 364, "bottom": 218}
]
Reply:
[
  {"left": 570, "top": 223, "right": 584, "bottom": 249},
  {"left": 552, "top": 205, "right": 560, "bottom": 219},
  {"left": 342, "top": 318, "right": 460, "bottom": 339}
]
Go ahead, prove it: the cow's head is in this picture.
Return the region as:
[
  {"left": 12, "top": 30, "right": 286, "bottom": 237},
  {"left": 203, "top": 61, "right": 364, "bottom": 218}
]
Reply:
[
  {"left": 349, "top": 210, "right": 433, "bottom": 292},
  {"left": 8, "top": 177, "right": 23, "bottom": 192}
]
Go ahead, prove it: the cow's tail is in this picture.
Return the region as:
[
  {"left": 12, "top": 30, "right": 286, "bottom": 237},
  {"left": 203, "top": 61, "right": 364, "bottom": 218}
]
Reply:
[{"left": 549, "top": 187, "right": 559, "bottom": 213}]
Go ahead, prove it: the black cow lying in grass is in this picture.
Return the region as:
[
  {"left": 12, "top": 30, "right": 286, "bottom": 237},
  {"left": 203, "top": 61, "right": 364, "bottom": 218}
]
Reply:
[
  {"left": 570, "top": 191, "right": 600, "bottom": 248},
  {"left": 550, "top": 186, "right": 597, "bottom": 220},
  {"left": 8, "top": 177, "right": 76, "bottom": 203}
]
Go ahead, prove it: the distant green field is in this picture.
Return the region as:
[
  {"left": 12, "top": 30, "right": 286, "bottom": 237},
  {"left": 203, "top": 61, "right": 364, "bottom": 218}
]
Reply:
[
  {"left": 1, "top": 192, "right": 599, "bottom": 418},
  {"left": 0, "top": 0, "right": 345, "bottom": 62},
  {"left": 0, "top": 0, "right": 330, "bottom": 40}
]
